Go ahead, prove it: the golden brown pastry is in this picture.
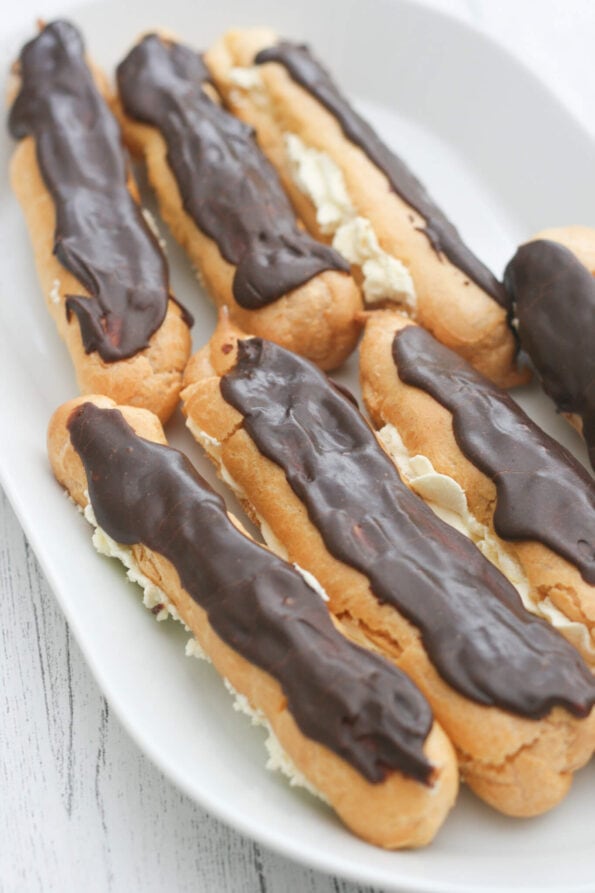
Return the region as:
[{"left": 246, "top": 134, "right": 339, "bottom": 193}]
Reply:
[
  {"left": 180, "top": 314, "right": 595, "bottom": 818},
  {"left": 8, "top": 21, "right": 191, "bottom": 422},
  {"left": 359, "top": 311, "right": 595, "bottom": 668},
  {"left": 48, "top": 393, "right": 458, "bottom": 849},
  {"left": 204, "top": 28, "right": 523, "bottom": 386},
  {"left": 114, "top": 33, "right": 362, "bottom": 371},
  {"left": 532, "top": 226, "right": 595, "bottom": 274}
]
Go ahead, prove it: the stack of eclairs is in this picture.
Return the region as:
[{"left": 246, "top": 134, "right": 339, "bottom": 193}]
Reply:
[{"left": 8, "top": 19, "right": 595, "bottom": 848}]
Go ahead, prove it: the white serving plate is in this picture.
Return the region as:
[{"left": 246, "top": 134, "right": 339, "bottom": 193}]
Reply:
[{"left": 1, "top": 1, "right": 594, "bottom": 890}]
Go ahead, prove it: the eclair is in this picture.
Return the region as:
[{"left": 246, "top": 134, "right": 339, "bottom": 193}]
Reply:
[
  {"left": 7, "top": 21, "right": 191, "bottom": 422},
  {"left": 114, "top": 33, "right": 362, "bottom": 371},
  {"left": 359, "top": 312, "right": 595, "bottom": 666},
  {"left": 204, "top": 29, "right": 523, "bottom": 386},
  {"left": 47, "top": 394, "right": 458, "bottom": 849},
  {"left": 504, "top": 228, "right": 595, "bottom": 469},
  {"left": 180, "top": 314, "right": 595, "bottom": 818}
]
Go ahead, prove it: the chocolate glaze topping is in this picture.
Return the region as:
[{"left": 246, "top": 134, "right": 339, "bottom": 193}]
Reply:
[
  {"left": 8, "top": 21, "right": 181, "bottom": 362},
  {"left": 67, "top": 401, "right": 434, "bottom": 784},
  {"left": 504, "top": 240, "right": 595, "bottom": 470},
  {"left": 221, "top": 338, "right": 595, "bottom": 719},
  {"left": 393, "top": 325, "right": 595, "bottom": 584},
  {"left": 117, "top": 35, "right": 347, "bottom": 310},
  {"left": 255, "top": 41, "right": 505, "bottom": 306}
]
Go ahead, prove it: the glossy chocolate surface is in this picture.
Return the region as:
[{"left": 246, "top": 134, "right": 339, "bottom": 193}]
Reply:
[
  {"left": 117, "top": 35, "right": 347, "bottom": 310},
  {"left": 9, "top": 21, "right": 177, "bottom": 362},
  {"left": 393, "top": 325, "right": 595, "bottom": 583},
  {"left": 255, "top": 41, "right": 505, "bottom": 306},
  {"left": 221, "top": 338, "right": 595, "bottom": 718},
  {"left": 68, "top": 402, "right": 434, "bottom": 784},
  {"left": 504, "top": 239, "right": 595, "bottom": 470}
]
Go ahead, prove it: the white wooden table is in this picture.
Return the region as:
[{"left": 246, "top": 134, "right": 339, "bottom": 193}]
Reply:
[{"left": 2, "top": 2, "right": 595, "bottom": 890}]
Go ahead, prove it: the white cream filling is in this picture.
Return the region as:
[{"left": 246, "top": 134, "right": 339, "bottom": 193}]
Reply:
[
  {"left": 186, "top": 419, "right": 244, "bottom": 502},
  {"left": 229, "top": 66, "right": 262, "bottom": 90},
  {"left": 185, "top": 637, "right": 211, "bottom": 662},
  {"left": 228, "top": 65, "right": 269, "bottom": 108},
  {"left": 227, "top": 68, "right": 416, "bottom": 310},
  {"left": 284, "top": 132, "right": 353, "bottom": 235},
  {"left": 49, "top": 278, "right": 61, "bottom": 305},
  {"left": 194, "top": 427, "right": 222, "bottom": 454},
  {"left": 83, "top": 498, "right": 179, "bottom": 623},
  {"left": 378, "top": 425, "right": 485, "bottom": 539},
  {"left": 377, "top": 424, "right": 595, "bottom": 656},
  {"left": 141, "top": 208, "right": 167, "bottom": 251},
  {"left": 259, "top": 517, "right": 288, "bottom": 560},
  {"left": 258, "top": 517, "right": 330, "bottom": 602},
  {"left": 184, "top": 609, "right": 327, "bottom": 796},
  {"left": 286, "top": 134, "right": 416, "bottom": 309},
  {"left": 379, "top": 424, "right": 530, "bottom": 595},
  {"left": 292, "top": 564, "right": 330, "bottom": 602},
  {"left": 537, "top": 599, "right": 595, "bottom": 658},
  {"left": 82, "top": 490, "right": 327, "bottom": 800},
  {"left": 222, "top": 678, "right": 328, "bottom": 802},
  {"left": 332, "top": 217, "right": 416, "bottom": 307}
]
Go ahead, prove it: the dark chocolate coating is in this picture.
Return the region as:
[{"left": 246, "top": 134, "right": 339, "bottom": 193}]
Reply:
[
  {"left": 8, "top": 21, "right": 181, "bottom": 362},
  {"left": 255, "top": 41, "right": 505, "bottom": 306},
  {"left": 117, "top": 35, "right": 347, "bottom": 310},
  {"left": 504, "top": 239, "right": 595, "bottom": 470},
  {"left": 67, "top": 402, "right": 435, "bottom": 784},
  {"left": 221, "top": 338, "right": 595, "bottom": 719},
  {"left": 393, "top": 326, "right": 595, "bottom": 583}
]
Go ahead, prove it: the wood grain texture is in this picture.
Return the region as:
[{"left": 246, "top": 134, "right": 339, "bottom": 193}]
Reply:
[{"left": 0, "top": 487, "right": 378, "bottom": 893}]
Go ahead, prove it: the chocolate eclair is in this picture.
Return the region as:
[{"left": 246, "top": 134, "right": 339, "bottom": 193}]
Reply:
[
  {"left": 204, "top": 28, "right": 524, "bottom": 386},
  {"left": 504, "top": 229, "right": 595, "bottom": 469},
  {"left": 360, "top": 312, "right": 595, "bottom": 667},
  {"left": 181, "top": 314, "right": 595, "bottom": 818},
  {"left": 48, "top": 394, "right": 458, "bottom": 849},
  {"left": 8, "top": 21, "right": 191, "bottom": 422},
  {"left": 115, "top": 33, "right": 362, "bottom": 371}
]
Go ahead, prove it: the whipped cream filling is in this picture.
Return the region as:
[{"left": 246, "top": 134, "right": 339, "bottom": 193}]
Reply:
[
  {"left": 378, "top": 425, "right": 489, "bottom": 539},
  {"left": 185, "top": 636, "right": 211, "bottom": 662},
  {"left": 141, "top": 207, "right": 167, "bottom": 251},
  {"left": 378, "top": 425, "right": 595, "bottom": 658},
  {"left": 228, "top": 65, "right": 269, "bottom": 108},
  {"left": 82, "top": 490, "right": 326, "bottom": 801},
  {"left": 185, "top": 416, "right": 223, "bottom": 462},
  {"left": 227, "top": 67, "right": 416, "bottom": 310},
  {"left": 84, "top": 498, "right": 179, "bottom": 623},
  {"left": 49, "top": 278, "right": 61, "bottom": 305},
  {"left": 222, "top": 678, "right": 328, "bottom": 802},
  {"left": 285, "top": 134, "right": 416, "bottom": 309},
  {"left": 292, "top": 564, "right": 330, "bottom": 603},
  {"left": 536, "top": 599, "right": 595, "bottom": 658}
]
